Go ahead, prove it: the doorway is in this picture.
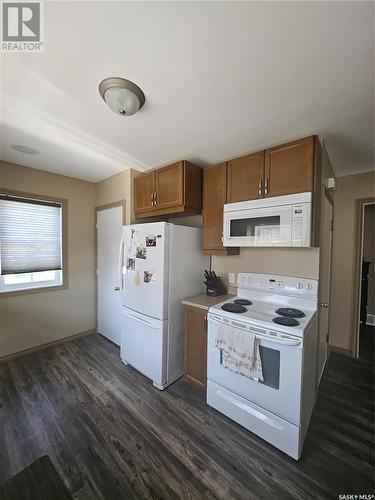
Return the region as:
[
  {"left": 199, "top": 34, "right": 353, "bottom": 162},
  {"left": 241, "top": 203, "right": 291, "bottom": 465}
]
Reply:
[
  {"left": 353, "top": 200, "right": 375, "bottom": 360},
  {"left": 317, "top": 189, "right": 334, "bottom": 385},
  {"left": 96, "top": 202, "right": 125, "bottom": 346}
]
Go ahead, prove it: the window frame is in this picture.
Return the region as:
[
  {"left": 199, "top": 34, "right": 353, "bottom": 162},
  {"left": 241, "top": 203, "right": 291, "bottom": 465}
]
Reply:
[{"left": 0, "top": 189, "right": 68, "bottom": 297}]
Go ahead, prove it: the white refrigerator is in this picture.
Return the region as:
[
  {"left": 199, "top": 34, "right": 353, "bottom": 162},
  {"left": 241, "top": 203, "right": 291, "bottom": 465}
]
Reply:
[{"left": 119, "top": 222, "right": 209, "bottom": 390}]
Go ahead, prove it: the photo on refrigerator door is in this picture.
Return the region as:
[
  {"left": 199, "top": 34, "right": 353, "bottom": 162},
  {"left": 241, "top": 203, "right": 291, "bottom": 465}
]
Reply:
[
  {"left": 126, "top": 258, "right": 135, "bottom": 271},
  {"left": 146, "top": 235, "right": 156, "bottom": 247},
  {"left": 136, "top": 245, "right": 146, "bottom": 259},
  {"left": 144, "top": 270, "right": 155, "bottom": 283}
]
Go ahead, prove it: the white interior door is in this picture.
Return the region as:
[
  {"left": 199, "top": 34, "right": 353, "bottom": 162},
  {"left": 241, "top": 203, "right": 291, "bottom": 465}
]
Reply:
[
  {"left": 97, "top": 206, "right": 123, "bottom": 346},
  {"left": 317, "top": 194, "right": 333, "bottom": 384}
]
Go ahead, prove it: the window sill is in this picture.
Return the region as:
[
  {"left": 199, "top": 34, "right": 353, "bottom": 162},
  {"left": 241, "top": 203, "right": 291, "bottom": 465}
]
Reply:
[{"left": 0, "top": 283, "right": 68, "bottom": 298}]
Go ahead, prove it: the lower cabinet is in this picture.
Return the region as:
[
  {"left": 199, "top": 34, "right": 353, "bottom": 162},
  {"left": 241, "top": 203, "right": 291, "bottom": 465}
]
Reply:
[{"left": 184, "top": 306, "right": 207, "bottom": 388}]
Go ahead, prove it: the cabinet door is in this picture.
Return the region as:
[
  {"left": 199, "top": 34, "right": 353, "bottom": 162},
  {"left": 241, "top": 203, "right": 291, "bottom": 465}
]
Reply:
[
  {"left": 184, "top": 306, "right": 207, "bottom": 388},
  {"left": 134, "top": 172, "right": 155, "bottom": 214},
  {"left": 265, "top": 136, "right": 315, "bottom": 197},
  {"left": 227, "top": 151, "right": 265, "bottom": 202},
  {"left": 203, "top": 163, "right": 227, "bottom": 251},
  {"left": 155, "top": 162, "right": 183, "bottom": 210}
]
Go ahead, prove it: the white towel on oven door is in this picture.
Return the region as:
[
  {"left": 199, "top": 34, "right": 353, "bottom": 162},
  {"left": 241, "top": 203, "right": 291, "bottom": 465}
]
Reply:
[{"left": 215, "top": 324, "right": 263, "bottom": 381}]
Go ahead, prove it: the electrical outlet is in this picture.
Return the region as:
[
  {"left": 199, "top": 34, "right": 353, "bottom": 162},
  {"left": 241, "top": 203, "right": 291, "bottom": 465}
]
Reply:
[{"left": 228, "top": 273, "right": 236, "bottom": 284}]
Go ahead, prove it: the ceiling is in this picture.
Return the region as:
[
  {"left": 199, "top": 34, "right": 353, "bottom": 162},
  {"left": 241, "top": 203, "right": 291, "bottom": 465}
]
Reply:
[{"left": 0, "top": 1, "right": 373, "bottom": 182}]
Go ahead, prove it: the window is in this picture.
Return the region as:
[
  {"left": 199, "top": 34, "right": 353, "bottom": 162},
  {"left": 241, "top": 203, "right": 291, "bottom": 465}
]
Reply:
[{"left": 0, "top": 193, "right": 64, "bottom": 294}]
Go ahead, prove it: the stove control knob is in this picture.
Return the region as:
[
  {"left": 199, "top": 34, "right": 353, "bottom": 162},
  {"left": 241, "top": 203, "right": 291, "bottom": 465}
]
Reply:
[
  {"left": 297, "top": 282, "right": 304, "bottom": 289},
  {"left": 305, "top": 283, "right": 313, "bottom": 291}
]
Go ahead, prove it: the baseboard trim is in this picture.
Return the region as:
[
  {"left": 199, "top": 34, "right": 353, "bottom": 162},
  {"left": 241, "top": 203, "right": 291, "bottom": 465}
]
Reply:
[
  {"left": 0, "top": 329, "right": 97, "bottom": 363},
  {"left": 366, "top": 313, "right": 375, "bottom": 326},
  {"left": 329, "top": 345, "right": 353, "bottom": 357}
]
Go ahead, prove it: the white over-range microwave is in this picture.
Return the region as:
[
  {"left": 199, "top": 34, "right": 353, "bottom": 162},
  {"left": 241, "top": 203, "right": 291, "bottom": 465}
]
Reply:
[{"left": 223, "top": 192, "right": 312, "bottom": 247}]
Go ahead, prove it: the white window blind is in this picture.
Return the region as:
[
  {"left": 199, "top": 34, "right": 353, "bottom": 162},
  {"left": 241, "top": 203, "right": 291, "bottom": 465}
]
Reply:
[{"left": 0, "top": 195, "right": 62, "bottom": 275}]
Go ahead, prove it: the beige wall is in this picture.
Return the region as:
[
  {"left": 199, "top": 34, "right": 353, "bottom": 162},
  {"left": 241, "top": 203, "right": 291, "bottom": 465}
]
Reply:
[
  {"left": 213, "top": 249, "right": 320, "bottom": 289},
  {"left": 363, "top": 204, "right": 375, "bottom": 315},
  {"left": 0, "top": 161, "right": 96, "bottom": 359},
  {"left": 95, "top": 168, "right": 139, "bottom": 224},
  {"left": 330, "top": 171, "right": 375, "bottom": 351}
]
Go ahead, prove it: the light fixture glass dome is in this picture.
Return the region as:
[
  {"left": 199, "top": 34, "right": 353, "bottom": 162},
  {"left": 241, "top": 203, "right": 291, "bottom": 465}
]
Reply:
[
  {"left": 99, "top": 77, "right": 145, "bottom": 117},
  {"left": 104, "top": 87, "right": 141, "bottom": 116}
]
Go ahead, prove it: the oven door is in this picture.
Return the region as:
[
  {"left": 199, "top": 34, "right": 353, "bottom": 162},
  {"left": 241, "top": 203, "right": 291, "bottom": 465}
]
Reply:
[
  {"left": 207, "top": 314, "right": 303, "bottom": 425},
  {"left": 223, "top": 204, "right": 293, "bottom": 247}
]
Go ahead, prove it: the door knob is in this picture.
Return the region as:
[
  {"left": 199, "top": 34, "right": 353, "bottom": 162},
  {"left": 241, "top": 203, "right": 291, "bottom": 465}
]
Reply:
[
  {"left": 115, "top": 286, "right": 120, "bottom": 291},
  {"left": 320, "top": 303, "right": 329, "bottom": 308}
]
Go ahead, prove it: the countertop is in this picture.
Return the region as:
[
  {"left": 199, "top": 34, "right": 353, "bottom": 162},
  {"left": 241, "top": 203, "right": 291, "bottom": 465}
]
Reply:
[{"left": 181, "top": 294, "right": 234, "bottom": 311}]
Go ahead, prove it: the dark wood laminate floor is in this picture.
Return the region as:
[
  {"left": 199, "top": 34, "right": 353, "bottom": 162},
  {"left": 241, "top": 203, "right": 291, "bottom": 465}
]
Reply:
[{"left": 0, "top": 334, "right": 373, "bottom": 500}]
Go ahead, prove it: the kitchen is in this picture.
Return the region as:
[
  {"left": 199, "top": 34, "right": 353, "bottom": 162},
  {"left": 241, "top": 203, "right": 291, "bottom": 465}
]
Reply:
[
  {"left": 114, "top": 134, "right": 328, "bottom": 461},
  {"left": 0, "top": 2, "right": 373, "bottom": 499}
]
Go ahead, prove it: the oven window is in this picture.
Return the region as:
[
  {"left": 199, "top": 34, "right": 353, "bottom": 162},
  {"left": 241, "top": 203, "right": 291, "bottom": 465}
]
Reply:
[
  {"left": 230, "top": 216, "right": 281, "bottom": 238},
  {"left": 259, "top": 346, "right": 280, "bottom": 390}
]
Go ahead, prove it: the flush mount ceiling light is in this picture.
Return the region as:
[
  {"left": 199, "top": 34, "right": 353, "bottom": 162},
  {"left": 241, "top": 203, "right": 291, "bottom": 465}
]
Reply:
[
  {"left": 99, "top": 77, "right": 145, "bottom": 116},
  {"left": 11, "top": 145, "right": 39, "bottom": 155}
]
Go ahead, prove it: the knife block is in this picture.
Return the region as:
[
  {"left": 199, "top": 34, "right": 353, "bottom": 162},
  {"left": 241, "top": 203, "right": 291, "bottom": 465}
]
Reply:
[{"left": 206, "top": 287, "right": 226, "bottom": 297}]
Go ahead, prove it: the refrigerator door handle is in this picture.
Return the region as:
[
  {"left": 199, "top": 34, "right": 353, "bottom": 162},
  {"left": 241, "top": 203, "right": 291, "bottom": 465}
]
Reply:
[
  {"left": 123, "top": 311, "right": 159, "bottom": 329},
  {"left": 119, "top": 232, "right": 125, "bottom": 290}
]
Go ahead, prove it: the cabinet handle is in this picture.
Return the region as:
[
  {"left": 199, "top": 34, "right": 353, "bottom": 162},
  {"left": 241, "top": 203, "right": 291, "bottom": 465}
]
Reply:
[
  {"left": 264, "top": 177, "right": 269, "bottom": 195},
  {"left": 204, "top": 315, "right": 208, "bottom": 331},
  {"left": 258, "top": 178, "right": 263, "bottom": 195},
  {"left": 154, "top": 191, "right": 157, "bottom": 206},
  {"left": 151, "top": 192, "right": 154, "bottom": 206}
]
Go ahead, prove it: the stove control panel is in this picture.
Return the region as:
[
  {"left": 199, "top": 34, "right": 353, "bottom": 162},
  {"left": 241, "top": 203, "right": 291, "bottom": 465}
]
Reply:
[{"left": 237, "top": 273, "right": 318, "bottom": 297}]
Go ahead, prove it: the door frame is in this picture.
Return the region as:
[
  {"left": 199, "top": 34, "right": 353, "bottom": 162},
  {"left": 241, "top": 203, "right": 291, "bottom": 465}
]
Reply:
[
  {"left": 351, "top": 197, "right": 375, "bottom": 358},
  {"left": 95, "top": 200, "right": 126, "bottom": 333},
  {"left": 317, "top": 188, "right": 334, "bottom": 364}
]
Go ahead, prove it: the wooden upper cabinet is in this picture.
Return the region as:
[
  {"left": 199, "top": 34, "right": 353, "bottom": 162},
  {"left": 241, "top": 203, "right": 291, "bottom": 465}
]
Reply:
[
  {"left": 155, "top": 162, "right": 183, "bottom": 210},
  {"left": 265, "top": 136, "right": 315, "bottom": 197},
  {"left": 134, "top": 161, "right": 202, "bottom": 218},
  {"left": 203, "top": 163, "right": 239, "bottom": 255},
  {"left": 134, "top": 171, "right": 155, "bottom": 214},
  {"left": 227, "top": 151, "right": 265, "bottom": 202},
  {"left": 203, "top": 163, "right": 226, "bottom": 251}
]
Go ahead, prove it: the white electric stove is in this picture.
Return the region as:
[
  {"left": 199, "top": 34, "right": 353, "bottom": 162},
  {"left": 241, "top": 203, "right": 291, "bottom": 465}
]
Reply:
[{"left": 207, "top": 272, "right": 318, "bottom": 460}]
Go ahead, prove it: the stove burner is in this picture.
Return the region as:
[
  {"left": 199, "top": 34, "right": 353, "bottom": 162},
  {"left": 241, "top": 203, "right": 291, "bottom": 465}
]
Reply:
[
  {"left": 272, "top": 316, "right": 300, "bottom": 327},
  {"left": 276, "top": 307, "right": 306, "bottom": 319},
  {"left": 234, "top": 299, "right": 252, "bottom": 306},
  {"left": 221, "top": 303, "right": 247, "bottom": 313}
]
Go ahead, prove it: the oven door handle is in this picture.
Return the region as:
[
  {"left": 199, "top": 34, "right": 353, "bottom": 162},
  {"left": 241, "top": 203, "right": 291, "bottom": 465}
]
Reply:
[
  {"left": 208, "top": 318, "right": 301, "bottom": 346},
  {"left": 255, "top": 335, "right": 301, "bottom": 346}
]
